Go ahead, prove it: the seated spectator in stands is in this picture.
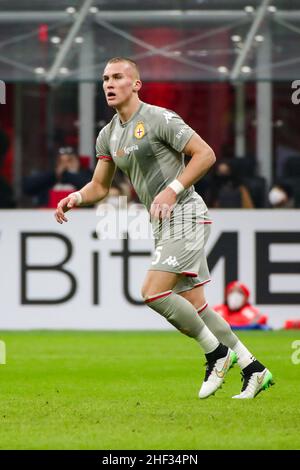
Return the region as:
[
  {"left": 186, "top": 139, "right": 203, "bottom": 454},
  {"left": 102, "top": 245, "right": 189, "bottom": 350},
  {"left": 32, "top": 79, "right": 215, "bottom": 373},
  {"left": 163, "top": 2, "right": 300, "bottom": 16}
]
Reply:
[
  {"left": 0, "top": 128, "right": 15, "bottom": 208},
  {"left": 0, "top": 177, "right": 15, "bottom": 208},
  {"left": 23, "top": 147, "right": 93, "bottom": 207},
  {"left": 100, "top": 182, "right": 125, "bottom": 209},
  {"left": 208, "top": 159, "right": 254, "bottom": 208},
  {"left": 214, "top": 281, "right": 269, "bottom": 330},
  {"left": 98, "top": 169, "right": 137, "bottom": 210},
  {"left": 268, "top": 182, "right": 295, "bottom": 208},
  {"left": 113, "top": 169, "right": 134, "bottom": 202},
  {"left": 193, "top": 176, "right": 210, "bottom": 204}
]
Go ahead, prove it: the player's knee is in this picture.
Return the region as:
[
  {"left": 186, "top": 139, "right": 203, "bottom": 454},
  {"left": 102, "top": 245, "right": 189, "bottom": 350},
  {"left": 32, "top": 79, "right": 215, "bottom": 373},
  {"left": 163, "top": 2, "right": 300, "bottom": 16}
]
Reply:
[
  {"left": 141, "top": 284, "right": 149, "bottom": 300},
  {"left": 179, "top": 289, "right": 206, "bottom": 311},
  {"left": 194, "top": 299, "right": 206, "bottom": 310},
  {"left": 141, "top": 286, "right": 155, "bottom": 300},
  {"left": 141, "top": 284, "right": 163, "bottom": 301}
]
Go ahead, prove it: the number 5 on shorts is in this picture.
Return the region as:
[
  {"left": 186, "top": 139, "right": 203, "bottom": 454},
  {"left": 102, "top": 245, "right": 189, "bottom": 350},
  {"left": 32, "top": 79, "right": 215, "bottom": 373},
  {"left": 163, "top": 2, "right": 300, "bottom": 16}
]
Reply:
[{"left": 152, "top": 246, "right": 162, "bottom": 265}]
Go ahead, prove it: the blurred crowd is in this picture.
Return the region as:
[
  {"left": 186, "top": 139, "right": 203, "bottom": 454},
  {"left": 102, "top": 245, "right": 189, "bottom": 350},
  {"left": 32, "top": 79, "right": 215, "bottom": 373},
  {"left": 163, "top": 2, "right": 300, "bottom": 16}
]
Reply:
[
  {"left": 0, "top": 127, "right": 299, "bottom": 209},
  {"left": 0, "top": 129, "right": 15, "bottom": 208},
  {"left": 23, "top": 147, "right": 93, "bottom": 208},
  {"left": 21, "top": 146, "right": 136, "bottom": 209},
  {"left": 195, "top": 157, "right": 297, "bottom": 209}
]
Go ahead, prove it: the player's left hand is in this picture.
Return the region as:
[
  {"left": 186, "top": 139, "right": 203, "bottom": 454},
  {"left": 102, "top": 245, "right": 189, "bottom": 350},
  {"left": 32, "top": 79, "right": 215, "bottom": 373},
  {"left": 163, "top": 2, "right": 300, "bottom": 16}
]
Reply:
[{"left": 150, "top": 187, "right": 177, "bottom": 220}]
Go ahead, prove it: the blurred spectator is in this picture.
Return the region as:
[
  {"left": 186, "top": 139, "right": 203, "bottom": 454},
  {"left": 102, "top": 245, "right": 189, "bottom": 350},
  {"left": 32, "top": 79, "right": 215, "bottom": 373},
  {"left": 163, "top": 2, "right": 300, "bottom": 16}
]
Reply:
[
  {"left": 268, "top": 182, "right": 295, "bottom": 208},
  {"left": 193, "top": 175, "right": 210, "bottom": 203},
  {"left": 0, "top": 128, "right": 15, "bottom": 208},
  {"left": 105, "top": 185, "right": 123, "bottom": 208},
  {"left": 0, "top": 177, "right": 15, "bottom": 208},
  {"left": 100, "top": 181, "right": 126, "bottom": 209},
  {"left": 23, "top": 147, "right": 93, "bottom": 207},
  {"left": 214, "top": 281, "right": 269, "bottom": 330},
  {"left": 208, "top": 159, "right": 254, "bottom": 208},
  {"left": 98, "top": 169, "right": 137, "bottom": 209},
  {"left": 113, "top": 169, "right": 134, "bottom": 201},
  {"left": 276, "top": 140, "right": 300, "bottom": 180}
]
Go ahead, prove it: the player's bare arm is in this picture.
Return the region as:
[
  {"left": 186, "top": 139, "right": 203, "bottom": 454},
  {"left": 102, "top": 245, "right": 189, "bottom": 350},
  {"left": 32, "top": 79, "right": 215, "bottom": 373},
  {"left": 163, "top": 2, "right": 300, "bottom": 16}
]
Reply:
[
  {"left": 150, "top": 134, "right": 216, "bottom": 220},
  {"left": 177, "top": 133, "right": 216, "bottom": 188},
  {"left": 55, "top": 159, "right": 116, "bottom": 224}
]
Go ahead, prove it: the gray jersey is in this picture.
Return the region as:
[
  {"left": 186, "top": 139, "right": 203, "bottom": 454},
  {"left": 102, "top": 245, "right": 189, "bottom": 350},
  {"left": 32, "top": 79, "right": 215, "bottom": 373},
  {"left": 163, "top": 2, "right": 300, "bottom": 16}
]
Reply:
[{"left": 96, "top": 102, "right": 208, "bottom": 215}]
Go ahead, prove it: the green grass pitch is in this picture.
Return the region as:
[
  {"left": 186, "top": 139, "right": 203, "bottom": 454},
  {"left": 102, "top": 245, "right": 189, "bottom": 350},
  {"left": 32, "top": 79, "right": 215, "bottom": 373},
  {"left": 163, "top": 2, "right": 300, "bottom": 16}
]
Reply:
[{"left": 0, "top": 330, "right": 299, "bottom": 450}]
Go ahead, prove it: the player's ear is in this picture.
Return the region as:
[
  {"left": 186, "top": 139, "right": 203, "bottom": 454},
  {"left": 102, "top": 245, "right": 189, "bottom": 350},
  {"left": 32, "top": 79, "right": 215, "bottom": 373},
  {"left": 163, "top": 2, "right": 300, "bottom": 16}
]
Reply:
[{"left": 133, "top": 79, "right": 142, "bottom": 92}]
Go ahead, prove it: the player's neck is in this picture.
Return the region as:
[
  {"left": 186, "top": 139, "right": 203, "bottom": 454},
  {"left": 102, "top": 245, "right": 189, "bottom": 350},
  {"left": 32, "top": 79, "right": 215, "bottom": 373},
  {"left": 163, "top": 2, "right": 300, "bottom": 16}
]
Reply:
[{"left": 116, "top": 97, "right": 141, "bottom": 124}]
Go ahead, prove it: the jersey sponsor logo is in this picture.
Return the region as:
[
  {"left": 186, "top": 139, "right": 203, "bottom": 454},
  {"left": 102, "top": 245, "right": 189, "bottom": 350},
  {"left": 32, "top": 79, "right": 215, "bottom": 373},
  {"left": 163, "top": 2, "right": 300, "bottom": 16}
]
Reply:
[
  {"left": 124, "top": 144, "right": 139, "bottom": 155},
  {"left": 163, "top": 110, "right": 175, "bottom": 124},
  {"left": 175, "top": 127, "right": 187, "bottom": 139},
  {"left": 134, "top": 122, "right": 145, "bottom": 139},
  {"left": 113, "top": 144, "right": 139, "bottom": 158},
  {"left": 161, "top": 256, "right": 179, "bottom": 267},
  {"left": 113, "top": 149, "right": 125, "bottom": 158}
]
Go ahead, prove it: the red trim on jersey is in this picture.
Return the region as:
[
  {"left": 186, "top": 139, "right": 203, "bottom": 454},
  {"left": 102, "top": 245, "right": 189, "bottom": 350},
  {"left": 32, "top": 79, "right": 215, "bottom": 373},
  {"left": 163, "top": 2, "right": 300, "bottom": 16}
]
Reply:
[
  {"left": 197, "top": 302, "right": 208, "bottom": 314},
  {"left": 193, "top": 279, "right": 211, "bottom": 288},
  {"left": 198, "top": 221, "right": 212, "bottom": 224},
  {"left": 145, "top": 291, "right": 172, "bottom": 303},
  {"left": 182, "top": 271, "right": 198, "bottom": 277},
  {"left": 98, "top": 155, "right": 113, "bottom": 161}
]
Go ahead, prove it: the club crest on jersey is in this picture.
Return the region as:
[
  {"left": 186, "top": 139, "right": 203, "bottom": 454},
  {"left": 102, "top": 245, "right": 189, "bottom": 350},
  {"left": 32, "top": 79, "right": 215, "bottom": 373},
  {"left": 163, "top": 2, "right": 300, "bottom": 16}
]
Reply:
[{"left": 134, "top": 122, "right": 145, "bottom": 139}]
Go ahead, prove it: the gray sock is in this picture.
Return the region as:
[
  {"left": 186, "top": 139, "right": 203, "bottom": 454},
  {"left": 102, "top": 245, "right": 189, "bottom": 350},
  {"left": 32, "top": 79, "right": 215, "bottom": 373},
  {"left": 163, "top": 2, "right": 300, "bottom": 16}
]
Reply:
[
  {"left": 198, "top": 305, "right": 239, "bottom": 349},
  {"left": 146, "top": 291, "right": 219, "bottom": 353}
]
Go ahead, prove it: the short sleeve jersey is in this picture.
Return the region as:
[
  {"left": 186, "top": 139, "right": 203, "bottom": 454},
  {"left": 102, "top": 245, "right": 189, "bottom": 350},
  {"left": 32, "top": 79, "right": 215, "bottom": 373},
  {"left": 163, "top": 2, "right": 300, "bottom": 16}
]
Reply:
[{"left": 96, "top": 102, "right": 207, "bottom": 212}]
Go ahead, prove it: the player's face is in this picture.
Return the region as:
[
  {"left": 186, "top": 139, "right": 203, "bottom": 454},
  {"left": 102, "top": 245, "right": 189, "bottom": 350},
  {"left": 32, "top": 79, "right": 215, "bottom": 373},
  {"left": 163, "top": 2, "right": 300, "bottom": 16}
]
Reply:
[{"left": 102, "top": 62, "right": 138, "bottom": 108}]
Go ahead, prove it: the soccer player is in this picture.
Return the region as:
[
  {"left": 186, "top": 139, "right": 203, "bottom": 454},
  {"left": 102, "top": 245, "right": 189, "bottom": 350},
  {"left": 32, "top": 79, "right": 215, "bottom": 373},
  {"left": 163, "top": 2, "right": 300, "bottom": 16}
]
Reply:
[{"left": 55, "top": 57, "right": 273, "bottom": 399}]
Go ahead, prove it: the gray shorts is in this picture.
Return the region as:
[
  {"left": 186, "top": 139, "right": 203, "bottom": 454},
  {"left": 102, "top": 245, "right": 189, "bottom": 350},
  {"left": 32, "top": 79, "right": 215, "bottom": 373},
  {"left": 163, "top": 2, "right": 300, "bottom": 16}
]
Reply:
[{"left": 149, "top": 218, "right": 211, "bottom": 294}]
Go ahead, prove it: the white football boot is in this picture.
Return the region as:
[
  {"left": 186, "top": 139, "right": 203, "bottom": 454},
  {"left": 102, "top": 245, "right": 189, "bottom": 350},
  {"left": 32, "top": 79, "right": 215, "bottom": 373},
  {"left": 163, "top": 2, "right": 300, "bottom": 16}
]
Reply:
[
  {"left": 199, "top": 348, "right": 237, "bottom": 399},
  {"left": 232, "top": 368, "right": 274, "bottom": 399}
]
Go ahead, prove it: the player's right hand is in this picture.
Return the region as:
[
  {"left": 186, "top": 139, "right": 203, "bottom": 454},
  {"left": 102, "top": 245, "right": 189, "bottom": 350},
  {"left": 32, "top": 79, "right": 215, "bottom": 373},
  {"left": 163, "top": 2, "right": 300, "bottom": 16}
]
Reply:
[{"left": 54, "top": 194, "right": 79, "bottom": 224}]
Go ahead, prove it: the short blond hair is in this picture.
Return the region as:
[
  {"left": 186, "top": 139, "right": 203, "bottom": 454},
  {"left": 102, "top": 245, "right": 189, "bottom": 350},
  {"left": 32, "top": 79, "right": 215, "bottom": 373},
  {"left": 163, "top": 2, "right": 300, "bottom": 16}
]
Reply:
[{"left": 106, "top": 57, "right": 140, "bottom": 79}]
